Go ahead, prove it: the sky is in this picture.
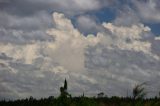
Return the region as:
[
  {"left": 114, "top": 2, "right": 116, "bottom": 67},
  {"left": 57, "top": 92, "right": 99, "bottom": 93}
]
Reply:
[{"left": 0, "top": 0, "right": 160, "bottom": 100}]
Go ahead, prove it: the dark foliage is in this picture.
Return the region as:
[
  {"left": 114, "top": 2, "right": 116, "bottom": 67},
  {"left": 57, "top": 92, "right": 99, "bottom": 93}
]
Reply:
[
  {"left": 132, "top": 83, "right": 147, "bottom": 100},
  {"left": 0, "top": 79, "right": 160, "bottom": 106},
  {"left": 0, "top": 96, "right": 160, "bottom": 106}
]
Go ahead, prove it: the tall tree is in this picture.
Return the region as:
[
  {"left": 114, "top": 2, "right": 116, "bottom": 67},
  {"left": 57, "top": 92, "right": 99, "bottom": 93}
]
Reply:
[
  {"left": 59, "top": 79, "right": 71, "bottom": 98},
  {"left": 64, "top": 78, "right": 67, "bottom": 90}
]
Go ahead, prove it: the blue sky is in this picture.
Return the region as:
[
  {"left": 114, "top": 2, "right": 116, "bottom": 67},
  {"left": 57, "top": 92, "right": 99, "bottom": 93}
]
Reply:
[
  {"left": 0, "top": 0, "right": 160, "bottom": 100},
  {"left": 147, "top": 23, "right": 160, "bottom": 36},
  {"left": 96, "top": 8, "right": 160, "bottom": 36}
]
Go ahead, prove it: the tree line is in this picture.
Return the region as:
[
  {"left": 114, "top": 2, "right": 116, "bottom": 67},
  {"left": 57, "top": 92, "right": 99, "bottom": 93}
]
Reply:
[{"left": 0, "top": 79, "right": 160, "bottom": 106}]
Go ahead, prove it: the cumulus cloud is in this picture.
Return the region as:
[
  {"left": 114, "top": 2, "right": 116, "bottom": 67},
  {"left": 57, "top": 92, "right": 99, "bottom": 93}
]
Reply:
[
  {"left": 0, "top": 0, "right": 117, "bottom": 16},
  {"left": 132, "top": 0, "right": 160, "bottom": 23},
  {"left": 102, "top": 23, "right": 152, "bottom": 54},
  {"left": 1, "top": 0, "right": 160, "bottom": 99},
  {"left": 76, "top": 15, "right": 104, "bottom": 34},
  {"left": 0, "top": 12, "right": 102, "bottom": 99},
  {"left": 0, "top": 11, "right": 53, "bottom": 44},
  {"left": 0, "top": 12, "right": 160, "bottom": 99},
  {"left": 37, "top": 0, "right": 117, "bottom": 15},
  {"left": 46, "top": 12, "right": 101, "bottom": 71},
  {"left": 155, "top": 36, "right": 160, "bottom": 40},
  {"left": 113, "top": 6, "right": 140, "bottom": 26}
]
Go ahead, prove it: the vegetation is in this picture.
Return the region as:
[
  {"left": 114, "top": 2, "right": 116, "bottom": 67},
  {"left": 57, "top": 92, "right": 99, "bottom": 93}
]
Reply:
[
  {"left": 0, "top": 80, "right": 160, "bottom": 106},
  {"left": 132, "top": 83, "right": 147, "bottom": 100}
]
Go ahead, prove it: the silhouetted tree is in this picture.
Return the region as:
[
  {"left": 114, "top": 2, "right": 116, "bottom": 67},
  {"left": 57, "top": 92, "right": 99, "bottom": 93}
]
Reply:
[
  {"left": 97, "top": 92, "right": 104, "bottom": 98},
  {"left": 64, "top": 78, "right": 67, "bottom": 90},
  {"left": 59, "top": 79, "right": 71, "bottom": 98},
  {"left": 132, "top": 83, "right": 147, "bottom": 99}
]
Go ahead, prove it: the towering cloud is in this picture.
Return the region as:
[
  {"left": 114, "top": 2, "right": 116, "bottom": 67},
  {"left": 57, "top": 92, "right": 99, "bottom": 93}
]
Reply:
[
  {"left": 46, "top": 12, "right": 101, "bottom": 71},
  {"left": 0, "top": 12, "right": 160, "bottom": 99}
]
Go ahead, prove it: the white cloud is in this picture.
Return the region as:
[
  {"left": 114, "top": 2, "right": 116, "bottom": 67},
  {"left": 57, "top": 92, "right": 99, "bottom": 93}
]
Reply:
[
  {"left": 0, "top": 11, "right": 53, "bottom": 44},
  {"left": 114, "top": 6, "right": 140, "bottom": 26},
  {"left": 0, "top": 12, "right": 102, "bottom": 98},
  {"left": 76, "top": 15, "right": 104, "bottom": 34},
  {"left": 155, "top": 36, "right": 160, "bottom": 40},
  {"left": 132, "top": 0, "right": 160, "bottom": 23},
  {"left": 0, "top": 43, "right": 40, "bottom": 64},
  {"left": 72, "top": 0, "right": 100, "bottom": 11},
  {"left": 101, "top": 22, "right": 160, "bottom": 60},
  {"left": 33, "top": 0, "right": 116, "bottom": 15},
  {"left": 0, "top": 12, "right": 160, "bottom": 99},
  {"left": 46, "top": 12, "right": 101, "bottom": 71},
  {"left": 102, "top": 23, "right": 151, "bottom": 52}
]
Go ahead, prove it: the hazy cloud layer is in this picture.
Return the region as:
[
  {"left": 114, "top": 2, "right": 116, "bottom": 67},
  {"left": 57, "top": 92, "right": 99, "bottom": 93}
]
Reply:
[{"left": 0, "top": 11, "right": 160, "bottom": 100}]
